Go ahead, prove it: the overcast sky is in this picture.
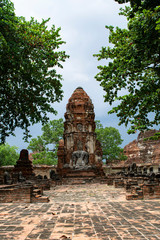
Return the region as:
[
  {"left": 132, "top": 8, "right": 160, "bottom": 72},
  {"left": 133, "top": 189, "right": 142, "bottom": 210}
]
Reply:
[{"left": 7, "top": 0, "right": 139, "bottom": 151}]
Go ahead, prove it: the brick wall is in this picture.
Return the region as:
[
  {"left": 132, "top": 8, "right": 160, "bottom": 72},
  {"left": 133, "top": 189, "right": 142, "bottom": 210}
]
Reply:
[
  {"left": 33, "top": 165, "right": 57, "bottom": 178},
  {"left": 0, "top": 186, "right": 32, "bottom": 203},
  {"left": 0, "top": 165, "right": 57, "bottom": 182},
  {"left": 143, "top": 184, "right": 160, "bottom": 199}
]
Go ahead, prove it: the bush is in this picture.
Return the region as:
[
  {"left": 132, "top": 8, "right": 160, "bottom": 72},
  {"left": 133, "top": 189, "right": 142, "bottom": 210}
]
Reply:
[
  {"left": 0, "top": 144, "right": 19, "bottom": 166},
  {"left": 32, "top": 151, "right": 57, "bottom": 165}
]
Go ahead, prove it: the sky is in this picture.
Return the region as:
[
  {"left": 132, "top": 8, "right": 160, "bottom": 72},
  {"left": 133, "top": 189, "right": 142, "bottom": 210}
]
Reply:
[{"left": 7, "top": 0, "right": 139, "bottom": 151}]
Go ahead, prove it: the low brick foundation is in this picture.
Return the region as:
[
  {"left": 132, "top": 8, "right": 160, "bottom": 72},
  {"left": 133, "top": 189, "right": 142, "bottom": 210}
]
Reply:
[
  {"left": 0, "top": 185, "right": 32, "bottom": 203},
  {"left": 114, "top": 179, "right": 125, "bottom": 188},
  {"left": 125, "top": 180, "right": 160, "bottom": 200},
  {"left": 142, "top": 183, "right": 160, "bottom": 199},
  {"left": 0, "top": 165, "right": 57, "bottom": 184},
  {"left": 0, "top": 183, "right": 50, "bottom": 203}
]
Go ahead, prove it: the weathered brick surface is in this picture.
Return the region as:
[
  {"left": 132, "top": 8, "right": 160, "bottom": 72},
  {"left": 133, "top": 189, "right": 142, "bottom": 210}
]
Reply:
[
  {"left": 0, "top": 183, "right": 50, "bottom": 203},
  {"left": 0, "top": 184, "right": 160, "bottom": 240},
  {"left": 143, "top": 184, "right": 160, "bottom": 199},
  {"left": 114, "top": 179, "right": 125, "bottom": 188},
  {"left": 0, "top": 165, "right": 57, "bottom": 184},
  {"left": 125, "top": 180, "right": 139, "bottom": 192},
  {"left": 13, "top": 149, "right": 34, "bottom": 179},
  {"left": 104, "top": 169, "right": 160, "bottom": 201},
  {"left": 33, "top": 165, "right": 57, "bottom": 179},
  {"left": 123, "top": 129, "right": 160, "bottom": 165},
  {"left": 0, "top": 186, "right": 31, "bottom": 203}
]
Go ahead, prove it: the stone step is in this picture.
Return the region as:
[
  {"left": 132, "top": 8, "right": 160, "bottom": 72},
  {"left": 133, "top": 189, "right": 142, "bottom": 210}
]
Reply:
[
  {"left": 31, "top": 195, "right": 50, "bottom": 203},
  {"left": 64, "top": 176, "right": 92, "bottom": 179},
  {"left": 33, "top": 189, "right": 41, "bottom": 194},
  {"left": 126, "top": 194, "right": 143, "bottom": 200},
  {"left": 64, "top": 181, "right": 86, "bottom": 185},
  {"left": 62, "top": 177, "right": 94, "bottom": 185},
  {"left": 65, "top": 172, "right": 96, "bottom": 177},
  {"left": 34, "top": 194, "right": 42, "bottom": 198},
  {"left": 100, "top": 179, "right": 109, "bottom": 184}
]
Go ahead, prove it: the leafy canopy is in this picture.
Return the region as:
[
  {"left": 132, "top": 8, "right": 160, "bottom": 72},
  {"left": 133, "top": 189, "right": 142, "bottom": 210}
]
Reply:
[
  {"left": 28, "top": 118, "right": 63, "bottom": 165},
  {"left": 0, "top": 143, "right": 19, "bottom": 166},
  {"left": 31, "top": 151, "right": 58, "bottom": 166},
  {"left": 114, "top": 0, "right": 158, "bottom": 11},
  {"left": 94, "top": 0, "right": 160, "bottom": 134},
  {"left": 0, "top": 0, "right": 69, "bottom": 143},
  {"left": 95, "top": 120, "right": 126, "bottom": 162}
]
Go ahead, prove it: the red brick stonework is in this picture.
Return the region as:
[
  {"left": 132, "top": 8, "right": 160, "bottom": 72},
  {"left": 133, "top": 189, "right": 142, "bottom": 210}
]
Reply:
[
  {"left": 123, "top": 129, "right": 160, "bottom": 165},
  {"left": 13, "top": 149, "right": 35, "bottom": 179},
  {"left": 57, "top": 87, "right": 104, "bottom": 177}
]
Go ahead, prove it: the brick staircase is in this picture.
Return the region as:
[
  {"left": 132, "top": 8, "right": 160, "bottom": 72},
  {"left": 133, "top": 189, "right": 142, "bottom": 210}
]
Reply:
[
  {"left": 31, "top": 185, "right": 49, "bottom": 203},
  {"left": 61, "top": 170, "right": 107, "bottom": 185},
  {"left": 126, "top": 185, "right": 143, "bottom": 200},
  {"left": 62, "top": 177, "right": 96, "bottom": 185}
]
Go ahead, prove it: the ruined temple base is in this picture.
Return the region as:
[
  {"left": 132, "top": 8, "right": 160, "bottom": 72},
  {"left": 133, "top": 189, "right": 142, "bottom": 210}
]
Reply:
[
  {"left": 57, "top": 168, "right": 105, "bottom": 177},
  {"left": 57, "top": 168, "right": 105, "bottom": 185},
  {"left": 0, "top": 183, "right": 50, "bottom": 203}
]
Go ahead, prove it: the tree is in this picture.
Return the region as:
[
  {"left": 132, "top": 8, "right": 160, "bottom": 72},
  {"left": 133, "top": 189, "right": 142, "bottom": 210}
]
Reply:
[
  {"left": 31, "top": 151, "right": 58, "bottom": 166},
  {"left": 95, "top": 120, "right": 126, "bottom": 163},
  {"left": 114, "top": 0, "right": 158, "bottom": 11},
  {"left": 41, "top": 118, "right": 64, "bottom": 145},
  {"left": 94, "top": 1, "right": 160, "bottom": 134},
  {"left": 28, "top": 118, "right": 63, "bottom": 165},
  {"left": 27, "top": 136, "right": 46, "bottom": 152},
  {"left": 0, "top": 143, "right": 19, "bottom": 166},
  {"left": 0, "top": 0, "right": 69, "bottom": 143}
]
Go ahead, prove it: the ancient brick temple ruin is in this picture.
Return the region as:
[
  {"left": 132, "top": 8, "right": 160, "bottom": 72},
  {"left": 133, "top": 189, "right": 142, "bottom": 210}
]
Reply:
[
  {"left": 13, "top": 149, "right": 35, "bottom": 179},
  {"left": 102, "top": 130, "right": 160, "bottom": 200},
  {"left": 57, "top": 87, "right": 104, "bottom": 178},
  {"left": 123, "top": 130, "right": 160, "bottom": 165}
]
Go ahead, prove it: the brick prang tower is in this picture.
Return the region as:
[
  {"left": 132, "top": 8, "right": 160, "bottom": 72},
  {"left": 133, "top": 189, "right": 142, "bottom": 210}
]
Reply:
[{"left": 57, "top": 87, "right": 104, "bottom": 177}]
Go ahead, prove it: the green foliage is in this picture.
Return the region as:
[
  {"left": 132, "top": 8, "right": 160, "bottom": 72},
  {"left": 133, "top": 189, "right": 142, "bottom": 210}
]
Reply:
[
  {"left": 144, "top": 131, "right": 160, "bottom": 141},
  {"left": 0, "top": 143, "right": 19, "bottom": 166},
  {"left": 27, "top": 136, "right": 46, "bottom": 152},
  {"left": 0, "top": 0, "right": 69, "bottom": 143},
  {"left": 94, "top": 1, "right": 160, "bottom": 134},
  {"left": 41, "top": 118, "right": 64, "bottom": 145},
  {"left": 114, "top": 0, "right": 158, "bottom": 11},
  {"left": 95, "top": 120, "right": 126, "bottom": 162},
  {"left": 28, "top": 118, "right": 63, "bottom": 165},
  {"left": 32, "top": 151, "right": 57, "bottom": 166}
]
